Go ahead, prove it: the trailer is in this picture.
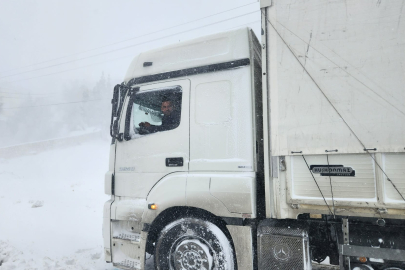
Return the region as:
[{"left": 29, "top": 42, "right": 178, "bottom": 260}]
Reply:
[{"left": 103, "top": 1, "right": 405, "bottom": 269}]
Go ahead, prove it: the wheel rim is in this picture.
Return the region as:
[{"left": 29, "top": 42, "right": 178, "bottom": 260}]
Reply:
[{"left": 170, "top": 237, "right": 213, "bottom": 270}]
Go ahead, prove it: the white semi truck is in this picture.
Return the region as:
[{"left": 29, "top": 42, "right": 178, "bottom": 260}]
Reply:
[{"left": 103, "top": 1, "right": 405, "bottom": 269}]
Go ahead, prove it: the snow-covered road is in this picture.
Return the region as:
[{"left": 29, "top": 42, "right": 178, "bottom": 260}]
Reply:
[{"left": 0, "top": 138, "right": 153, "bottom": 269}]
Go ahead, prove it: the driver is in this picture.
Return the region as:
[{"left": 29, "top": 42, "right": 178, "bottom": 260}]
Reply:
[{"left": 139, "top": 96, "right": 180, "bottom": 133}]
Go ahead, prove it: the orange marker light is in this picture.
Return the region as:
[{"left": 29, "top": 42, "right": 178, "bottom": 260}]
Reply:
[
  {"left": 148, "top": 203, "right": 157, "bottom": 210},
  {"left": 359, "top": 257, "right": 367, "bottom": 263}
]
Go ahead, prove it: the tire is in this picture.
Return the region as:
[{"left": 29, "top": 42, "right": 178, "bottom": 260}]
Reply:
[{"left": 154, "top": 217, "right": 235, "bottom": 270}]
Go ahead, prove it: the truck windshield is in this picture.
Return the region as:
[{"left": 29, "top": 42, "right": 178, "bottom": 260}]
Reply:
[{"left": 128, "top": 86, "right": 182, "bottom": 139}]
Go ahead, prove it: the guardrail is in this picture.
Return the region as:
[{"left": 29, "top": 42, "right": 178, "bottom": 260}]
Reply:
[{"left": 0, "top": 131, "right": 104, "bottom": 159}]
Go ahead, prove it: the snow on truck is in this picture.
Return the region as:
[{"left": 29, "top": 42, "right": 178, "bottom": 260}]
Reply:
[{"left": 103, "top": 1, "right": 405, "bottom": 269}]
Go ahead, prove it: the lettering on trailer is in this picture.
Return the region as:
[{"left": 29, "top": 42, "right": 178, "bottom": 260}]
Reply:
[{"left": 309, "top": 165, "right": 355, "bottom": 177}]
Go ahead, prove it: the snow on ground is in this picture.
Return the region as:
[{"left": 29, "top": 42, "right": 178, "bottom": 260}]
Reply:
[
  {"left": 0, "top": 137, "right": 339, "bottom": 270},
  {"left": 0, "top": 138, "right": 154, "bottom": 270}
]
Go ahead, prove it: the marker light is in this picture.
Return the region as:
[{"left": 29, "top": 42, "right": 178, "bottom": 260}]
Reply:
[
  {"left": 148, "top": 203, "right": 157, "bottom": 210},
  {"left": 359, "top": 257, "right": 367, "bottom": 263}
]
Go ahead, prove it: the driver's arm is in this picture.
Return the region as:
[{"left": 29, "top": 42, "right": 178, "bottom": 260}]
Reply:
[{"left": 139, "top": 122, "right": 151, "bottom": 128}]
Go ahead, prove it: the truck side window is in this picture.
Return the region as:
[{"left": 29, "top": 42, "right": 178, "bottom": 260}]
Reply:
[{"left": 128, "top": 86, "right": 182, "bottom": 139}]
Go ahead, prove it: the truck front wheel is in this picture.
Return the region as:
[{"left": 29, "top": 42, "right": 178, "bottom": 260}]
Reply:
[{"left": 154, "top": 217, "right": 235, "bottom": 270}]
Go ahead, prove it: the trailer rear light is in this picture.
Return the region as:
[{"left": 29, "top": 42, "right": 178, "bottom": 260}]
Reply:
[{"left": 148, "top": 203, "right": 157, "bottom": 210}]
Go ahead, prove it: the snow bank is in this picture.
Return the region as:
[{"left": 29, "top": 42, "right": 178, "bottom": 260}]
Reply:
[
  {"left": 0, "top": 136, "right": 157, "bottom": 269},
  {"left": 0, "top": 139, "right": 114, "bottom": 270}
]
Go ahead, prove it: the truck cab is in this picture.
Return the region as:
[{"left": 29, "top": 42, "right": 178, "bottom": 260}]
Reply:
[{"left": 104, "top": 28, "right": 262, "bottom": 269}]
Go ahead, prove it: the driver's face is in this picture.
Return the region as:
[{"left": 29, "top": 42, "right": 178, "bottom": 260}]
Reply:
[{"left": 161, "top": 101, "right": 173, "bottom": 116}]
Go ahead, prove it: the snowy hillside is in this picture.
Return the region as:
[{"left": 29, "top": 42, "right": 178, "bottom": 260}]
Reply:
[{"left": 0, "top": 138, "right": 153, "bottom": 269}]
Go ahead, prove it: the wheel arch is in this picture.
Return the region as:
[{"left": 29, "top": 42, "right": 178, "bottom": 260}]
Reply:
[{"left": 145, "top": 206, "right": 238, "bottom": 268}]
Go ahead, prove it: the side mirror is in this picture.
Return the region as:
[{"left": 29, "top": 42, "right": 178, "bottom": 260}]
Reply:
[
  {"left": 110, "top": 84, "right": 130, "bottom": 141},
  {"left": 112, "top": 85, "right": 119, "bottom": 116},
  {"left": 110, "top": 85, "right": 120, "bottom": 138}
]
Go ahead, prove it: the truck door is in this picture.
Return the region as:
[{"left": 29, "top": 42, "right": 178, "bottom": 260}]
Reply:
[{"left": 114, "top": 79, "right": 190, "bottom": 198}]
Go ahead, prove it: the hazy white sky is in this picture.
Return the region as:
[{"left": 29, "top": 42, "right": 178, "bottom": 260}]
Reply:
[{"left": 0, "top": 0, "right": 260, "bottom": 101}]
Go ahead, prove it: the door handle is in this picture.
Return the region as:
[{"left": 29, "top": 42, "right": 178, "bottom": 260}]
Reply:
[{"left": 166, "top": 157, "right": 183, "bottom": 167}]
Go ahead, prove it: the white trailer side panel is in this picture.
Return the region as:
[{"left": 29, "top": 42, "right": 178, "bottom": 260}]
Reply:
[
  {"left": 262, "top": 0, "right": 405, "bottom": 218},
  {"left": 265, "top": 0, "right": 405, "bottom": 156}
]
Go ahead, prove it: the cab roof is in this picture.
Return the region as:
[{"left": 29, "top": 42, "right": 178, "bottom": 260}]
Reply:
[{"left": 124, "top": 28, "right": 252, "bottom": 83}]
